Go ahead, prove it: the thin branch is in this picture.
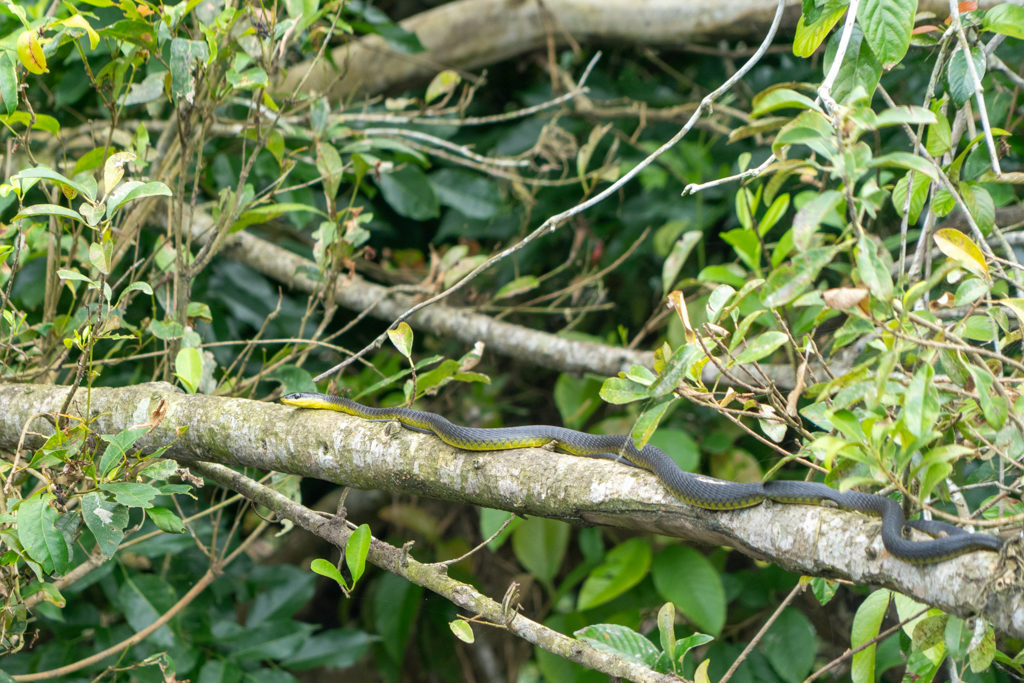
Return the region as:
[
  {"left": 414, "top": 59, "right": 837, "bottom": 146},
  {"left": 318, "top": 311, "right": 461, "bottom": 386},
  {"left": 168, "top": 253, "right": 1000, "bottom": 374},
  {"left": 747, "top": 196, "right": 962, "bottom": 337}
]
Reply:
[
  {"left": 312, "top": 0, "right": 790, "bottom": 382},
  {"left": 192, "top": 461, "right": 681, "bottom": 683}
]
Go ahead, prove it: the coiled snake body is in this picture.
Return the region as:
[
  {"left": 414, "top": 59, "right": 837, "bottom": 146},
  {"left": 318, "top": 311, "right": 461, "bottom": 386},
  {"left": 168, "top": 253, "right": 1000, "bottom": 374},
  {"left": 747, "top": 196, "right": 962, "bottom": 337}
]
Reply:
[{"left": 281, "top": 392, "right": 1003, "bottom": 564}]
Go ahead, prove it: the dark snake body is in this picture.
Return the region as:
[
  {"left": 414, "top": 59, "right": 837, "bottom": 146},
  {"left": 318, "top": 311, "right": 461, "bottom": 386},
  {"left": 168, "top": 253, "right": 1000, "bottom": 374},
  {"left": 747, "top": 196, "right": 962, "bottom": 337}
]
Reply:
[{"left": 281, "top": 393, "right": 1003, "bottom": 564}]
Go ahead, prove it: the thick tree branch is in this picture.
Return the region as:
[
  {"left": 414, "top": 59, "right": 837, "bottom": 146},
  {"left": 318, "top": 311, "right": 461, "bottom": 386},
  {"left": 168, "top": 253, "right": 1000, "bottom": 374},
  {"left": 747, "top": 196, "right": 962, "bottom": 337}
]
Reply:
[
  {"left": 0, "top": 383, "right": 1019, "bottom": 637},
  {"left": 278, "top": 0, "right": 1013, "bottom": 99}
]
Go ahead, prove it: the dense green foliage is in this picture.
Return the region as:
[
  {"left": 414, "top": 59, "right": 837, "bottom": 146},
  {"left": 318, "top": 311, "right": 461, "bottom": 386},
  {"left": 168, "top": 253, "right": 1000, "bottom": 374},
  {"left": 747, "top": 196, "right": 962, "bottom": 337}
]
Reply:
[{"left": 0, "top": 0, "right": 1022, "bottom": 680}]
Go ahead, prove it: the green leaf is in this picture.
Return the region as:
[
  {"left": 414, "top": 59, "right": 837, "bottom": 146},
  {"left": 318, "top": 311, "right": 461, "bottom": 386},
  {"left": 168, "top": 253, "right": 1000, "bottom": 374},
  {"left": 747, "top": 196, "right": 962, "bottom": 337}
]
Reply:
[
  {"left": 246, "top": 566, "right": 316, "bottom": 627},
  {"left": 431, "top": 168, "right": 502, "bottom": 219},
  {"left": 479, "top": 508, "right": 519, "bottom": 551},
  {"left": 494, "top": 275, "right": 539, "bottom": 300},
  {"left": 658, "top": 602, "right": 677, "bottom": 663},
  {"left": 149, "top": 319, "right": 185, "bottom": 340},
  {"left": 226, "top": 64, "right": 268, "bottom": 91},
  {"left": 574, "top": 623, "right": 660, "bottom": 667},
  {"left": 983, "top": 4, "right": 1024, "bottom": 38},
  {"left": 868, "top": 151, "right": 939, "bottom": 181},
  {"left": 891, "top": 169, "right": 930, "bottom": 224},
  {"left": 793, "top": 5, "right": 847, "bottom": 57},
  {"left": 926, "top": 102, "right": 952, "bottom": 157},
  {"left": 857, "top": 0, "right": 914, "bottom": 67},
  {"left": 600, "top": 376, "right": 651, "bottom": 405},
  {"left": 661, "top": 231, "right": 703, "bottom": 295},
  {"left": 873, "top": 106, "right": 937, "bottom": 128},
  {"left": 676, "top": 632, "right": 715, "bottom": 668},
  {"left": 649, "top": 344, "right": 705, "bottom": 395},
  {"left": 824, "top": 25, "right": 882, "bottom": 102},
  {"left": 89, "top": 240, "right": 112, "bottom": 275},
  {"left": 449, "top": 619, "right": 475, "bottom": 643},
  {"left": 121, "top": 71, "right": 166, "bottom": 106},
  {"left": 966, "top": 363, "right": 1007, "bottom": 429},
  {"left": 146, "top": 506, "right": 185, "bottom": 533},
  {"left": 13, "top": 204, "right": 85, "bottom": 223},
  {"left": 761, "top": 608, "right": 818, "bottom": 683},
  {"left": 387, "top": 322, "right": 414, "bottom": 358},
  {"left": 170, "top": 38, "right": 209, "bottom": 103},
  {"left": 378, "top": 165, "right": 439, "bottom": 220},
  {"left": 829, "top": 409, "right": 867, "bottom": 442},
  {"left": 652, "top": 545, "right": 725, "bottom": 635},
  {"left": 345, "top": 524, "right": 371, "bottom": 586},
  {"left": 855, "top": 236, "right": 893, "bottom": 303},
  {"left": 57, "top": 269, "right": 97, "bottom": 287},
  {"left": 810, "top": 577, "right": 839, "bottom": 605},
  {"left": 759, "top": 193, "right": 790, "bottom": 236},
  {"left": 98, "top": 482, "right": 160, "bottom": 508},
  {"left": 97, "top": 427, "right": 149, "bottom": 479},
  {"left": 720, "top": 228, "right": 760, "bottom": 272},
  {"left": 773, "top": 110, "right": 836, "bottom": 160},
  {"left": 750, "top": 88, "right": 820, "bottom": 117},
  {"left": 311, "top": 557, "right": 348, "bottom": 590},
  {"left": 761, "top": 245, "right": 840, "bottom": 307},
  {"left": 553, "top": 374, "right": 603, "bottom": 430},
  {"left": 577, "top": 538, "right": 652, "bottom": 610},
  {"left": 698, "top": 263, "right": 747, "bottom": 288},
  {"left": 372, "top": 572, "right": 422, "bottom": 664},
  {"left": 793, "top": 190, "right": 842, "bottom": 251},
  {"left": 0, "top": 52, "right": 17, "bottom": 116},
  {"left": 733, "top": 331, "right": 788, "bottom": 365},
  {"left": 947, "top": 47, "right": 986, "bottom": 107},
  {"left": 106, "top": 180, "right": 172, "bottom": 216},
  {"left": 631, "top": 395, "right": 674, "bottom": 449},
  {"left": 968, "top": 622, "right": 996, "bottom": 673},
  {"left": 280, "top": 629, "right": 374, "bottom": 670},
  {"left": 511, "top": 517, "right": 569, "bottom": 585},
  {"left": 851, "top": 589, "right": 890, "bottom": 683},
  {"left": 904, "top": 364, "right": 938, "bottom": 441},
  {"left": 961, "top": 182, "right": 994, "bottom": 234},
  {"left": 17, "top": 494, "right": 69, "bottom": 574},
  {"left": 81, "top": 492, "right": 129, "bottom": 558},
  {"left": 174, "top": 347, "right": 203, "bottom": 393},
  {"left": 230, "top": 202, "right": 327, "bottom": 233},
  {"left": 316, "top": 141, "right": 344, "bottom": 199}
]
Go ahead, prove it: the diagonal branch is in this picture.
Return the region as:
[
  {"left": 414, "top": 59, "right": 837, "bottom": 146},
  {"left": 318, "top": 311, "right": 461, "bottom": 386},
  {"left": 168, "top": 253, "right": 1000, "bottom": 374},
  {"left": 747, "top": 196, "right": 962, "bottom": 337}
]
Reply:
[{"left": 192, "top": 461, "right": 681, "bottom": 683}]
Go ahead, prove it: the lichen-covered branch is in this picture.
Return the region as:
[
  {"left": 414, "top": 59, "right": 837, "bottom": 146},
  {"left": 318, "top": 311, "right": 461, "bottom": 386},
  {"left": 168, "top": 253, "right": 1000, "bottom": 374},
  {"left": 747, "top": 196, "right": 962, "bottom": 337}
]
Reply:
[{"left": 0, "top": 383, "right": 1018, "bottom": 637}]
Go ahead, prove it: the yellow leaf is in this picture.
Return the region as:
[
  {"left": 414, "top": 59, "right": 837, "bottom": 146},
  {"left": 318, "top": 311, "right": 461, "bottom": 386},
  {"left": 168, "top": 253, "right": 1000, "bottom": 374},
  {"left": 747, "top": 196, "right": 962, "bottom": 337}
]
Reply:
[
  {"left": 16, "top": 31, "right": 48, "bottom": 75},
  {"left": 61, "top": 15, "right": 100, "bottom": 50},
  {"left": 999, "top": 299, "right": 1024, "bottom": 325},
  {"left": 667, "top": 290, "right": 695, "bottom": 344},
  {"left": 103, "top": 151, "right": 136, "bottom": 198},
  {"left": 694, "top": 658, "right": 712, "bottom": 683},
  {"left": 933, "top": 228, "right": 990, "bottom": 281},
  {"left": 425, "top": 69, "right": 460, "bottom": 104}
]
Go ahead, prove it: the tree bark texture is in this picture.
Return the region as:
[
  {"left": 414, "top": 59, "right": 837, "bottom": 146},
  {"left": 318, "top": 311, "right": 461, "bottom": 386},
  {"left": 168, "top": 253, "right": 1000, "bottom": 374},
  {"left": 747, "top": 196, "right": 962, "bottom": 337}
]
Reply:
[
  {"left": 1, "top": 382, "right": 1020, "bottom": 638},
  {"left": 279, "top": 0, "right": 1017, "bottom": 99}
]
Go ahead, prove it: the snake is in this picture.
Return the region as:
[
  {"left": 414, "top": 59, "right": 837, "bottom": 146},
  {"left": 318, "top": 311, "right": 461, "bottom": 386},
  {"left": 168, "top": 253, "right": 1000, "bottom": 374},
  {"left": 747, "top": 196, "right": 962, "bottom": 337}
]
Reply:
[{"left": 280, "top": 392, "right": 1004, "bottom": 564}]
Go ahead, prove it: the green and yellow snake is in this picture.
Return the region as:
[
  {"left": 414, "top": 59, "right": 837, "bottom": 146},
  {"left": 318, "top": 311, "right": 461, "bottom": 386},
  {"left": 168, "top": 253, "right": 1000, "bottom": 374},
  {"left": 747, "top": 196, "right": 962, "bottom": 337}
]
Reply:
[{"left": 280, "top": 392, "right": 1003, "bottom": 564}]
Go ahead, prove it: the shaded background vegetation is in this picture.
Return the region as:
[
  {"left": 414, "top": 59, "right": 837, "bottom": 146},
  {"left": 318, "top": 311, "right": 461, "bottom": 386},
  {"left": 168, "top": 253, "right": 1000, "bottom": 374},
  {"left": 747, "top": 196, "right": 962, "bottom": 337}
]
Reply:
[{"left": 1, "top": 0, "right": 1023, "bottom": 681}]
